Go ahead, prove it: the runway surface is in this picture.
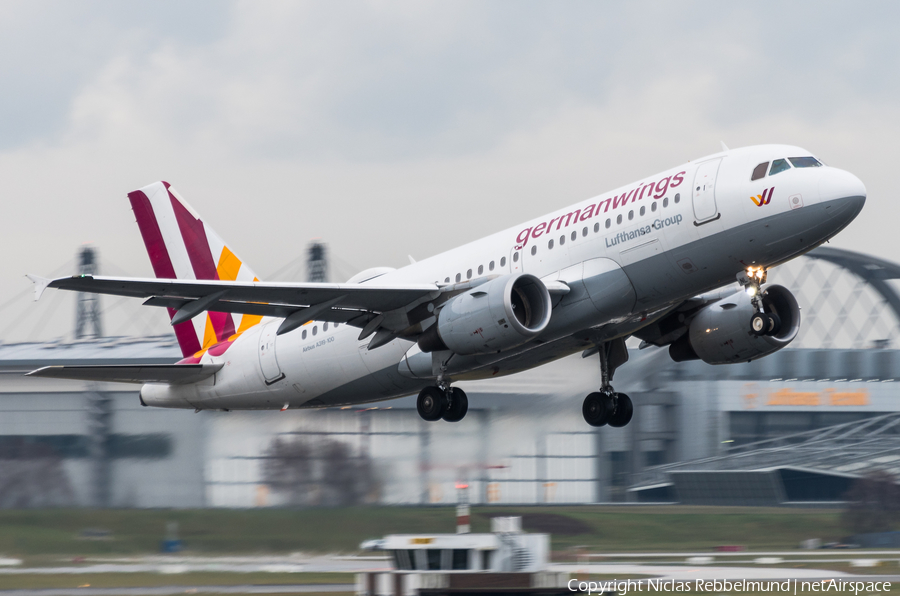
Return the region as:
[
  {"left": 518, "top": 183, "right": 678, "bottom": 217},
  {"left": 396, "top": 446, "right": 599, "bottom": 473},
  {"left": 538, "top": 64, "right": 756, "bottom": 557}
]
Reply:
[
  {"left": 0, "top": 555, "right": 391, "bottom": 576},
  {"left": 0, "top": 584, "right": 355, "bottom": 596}
]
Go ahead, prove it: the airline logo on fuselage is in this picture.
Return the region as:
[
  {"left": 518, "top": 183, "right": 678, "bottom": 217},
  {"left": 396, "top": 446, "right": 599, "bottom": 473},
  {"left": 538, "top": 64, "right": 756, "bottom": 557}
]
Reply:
[
  {"left": 751, "top": 187, "right": 774, "bottom": 207},
  {"left": 605, "top": 214, "right": 683, "bottom": 248},
  {"left": 514, "top": 171, "right": 686, "bottom": 248}
]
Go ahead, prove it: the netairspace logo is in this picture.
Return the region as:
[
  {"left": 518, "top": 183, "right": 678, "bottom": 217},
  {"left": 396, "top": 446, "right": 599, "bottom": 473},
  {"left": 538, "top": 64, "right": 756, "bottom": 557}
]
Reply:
[{"left": 567, "top": 578, "right": 893, "bottom": 595}]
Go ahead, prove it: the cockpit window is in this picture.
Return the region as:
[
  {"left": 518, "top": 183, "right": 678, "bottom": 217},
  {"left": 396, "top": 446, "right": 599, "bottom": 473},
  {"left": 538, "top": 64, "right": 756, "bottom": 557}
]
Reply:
[
  {"left": 751, "top": 162, "right": 769, "bottom": 181},
  {"left": 769, "top": 159, "right": 791, "bottom": 176},
  {"left": 788, "top": 156, "right": 823, "bottom": 168}
]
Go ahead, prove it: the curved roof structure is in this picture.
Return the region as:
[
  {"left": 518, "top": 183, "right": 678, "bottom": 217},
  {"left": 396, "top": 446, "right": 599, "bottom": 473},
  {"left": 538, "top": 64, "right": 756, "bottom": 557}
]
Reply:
[{"left": 807, "top": 246, "right": 900, "bottom": 324}]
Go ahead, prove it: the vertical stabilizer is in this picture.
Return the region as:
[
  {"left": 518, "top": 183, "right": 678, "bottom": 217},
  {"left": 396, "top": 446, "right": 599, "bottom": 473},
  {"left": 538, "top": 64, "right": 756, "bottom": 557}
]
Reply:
[{"left": 128, "top": 181, "right": 263, "bottom": 357}]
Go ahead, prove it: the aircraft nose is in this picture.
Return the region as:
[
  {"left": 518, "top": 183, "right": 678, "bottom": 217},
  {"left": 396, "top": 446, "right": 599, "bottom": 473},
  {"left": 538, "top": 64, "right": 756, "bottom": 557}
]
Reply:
[{"left": 819, "top": 167, "right": 867, "bottom": 204}]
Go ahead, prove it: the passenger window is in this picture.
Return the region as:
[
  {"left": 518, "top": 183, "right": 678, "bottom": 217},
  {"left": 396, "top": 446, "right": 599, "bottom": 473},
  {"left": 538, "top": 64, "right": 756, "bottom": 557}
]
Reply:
[
  {"left": 548, "top": 239, "right": 554, "bottom": 249},
  {"left": 789, "top": 156, "right": 823, "bottom": 168},
  {"left": 531, "top": 245, "right": 537, "bottom": 255},
  {"left": 559, "top": 235, "right": 565, "bottom": 245},
  {"left": 674, "top": 193, "right": 680, "bottom": 203},
  {"left": 769, "top": 159, "right": 791, "bottom": 176},
  {"left": 444, "top": 277, "right": 450, "bottom": 283},
  {"left": 489, "top": 261, "right": 494, "bottom": 271},
  {"left": 571, "top": 231, "right": 577, "bottom": 241},
  {"left": 663, "top": 197, "right": 669, "bottom": 208},
  {"left": 501, "top": 256, "right": 507, "bottom": 266},
  {"left": 312, "top": 326, "right": 318, "bottom": 336},
  {"left": 511, "top": 253, "right": 517, "bottom": 263},
  {"left": 751, "top": 162, "right": 769, "bottom": 181},
  {"left": 605, "top": 219, "right": 611, "bottom": 229},
  {"left": 477, "top": 265, "right": 483, "bottom": 275},
  {"left": 640, "top": 206, "right": 645, "bottom": 216},
  {"left": 616, "top": 214, "right": 622, "bottom": 224},
  {"left": 302, "top": 330, "right": 307, "bottom": 340},
  {"left": 582, "top": 227, "right": 588, "bottom": 237},
  {"left": 334, "top": 323, "right": 339, "bottom": 328},
  {"left": 481, "top": 550, "right": 492, "bottom": 570},
  {"left": 455, "top": 273, "right": 461, "bottom": 282},
  {"left": 651, "top": 202, "right": 657, "bottom": 212},
  {"left": 466, "top": 269, "right": 472, "bottom": 279},
  {"left": 628, "top": 210, "right": 634, "bottom": 220},
  {"left": 594, "top": 222, "right": 600, "bottom": 232},
  {"left": 426, "top": 549, "right": 441, "bottom": 570},
  {"left": 323, "top": 322, "right": 328, "bottom": 331},
  {"left": 452, "top": 549, "right": 469, "bottom": 570}
]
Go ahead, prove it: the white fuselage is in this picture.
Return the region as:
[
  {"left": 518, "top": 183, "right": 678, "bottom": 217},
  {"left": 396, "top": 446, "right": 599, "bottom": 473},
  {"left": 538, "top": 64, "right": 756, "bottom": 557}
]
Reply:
[{"left": 141, "top": 144, "right": 866, "bottom": 410}]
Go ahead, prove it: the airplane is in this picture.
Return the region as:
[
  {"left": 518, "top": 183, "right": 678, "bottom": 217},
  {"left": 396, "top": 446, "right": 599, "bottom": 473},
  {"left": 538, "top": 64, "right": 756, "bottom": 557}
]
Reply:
[{"left": 27, "top": 144, "right": 866, "bottom": 427}]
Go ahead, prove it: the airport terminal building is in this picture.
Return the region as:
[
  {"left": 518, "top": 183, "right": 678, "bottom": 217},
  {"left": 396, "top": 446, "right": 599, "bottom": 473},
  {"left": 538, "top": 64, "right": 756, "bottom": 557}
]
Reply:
[{"left": 2, "top": 247, "right": 900, "bottom": 507}]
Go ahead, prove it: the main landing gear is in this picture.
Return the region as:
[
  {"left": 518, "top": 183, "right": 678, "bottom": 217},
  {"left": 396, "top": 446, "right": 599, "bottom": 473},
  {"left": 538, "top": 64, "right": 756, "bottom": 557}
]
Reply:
[
  {"left": 582, "top": 338, "right": 634, "bottom": 428},
  {"left": 739, "top": 266, "right": 781, "bottom": 337},
  {"left": 416, "top": 385, "right": 468, "bottom": 423}
]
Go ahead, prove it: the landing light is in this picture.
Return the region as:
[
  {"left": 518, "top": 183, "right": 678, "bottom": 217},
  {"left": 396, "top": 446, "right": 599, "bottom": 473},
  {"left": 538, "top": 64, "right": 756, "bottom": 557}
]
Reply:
[
  {"left": 746, "top": 286, "right": 758, "bottom": 297},
  {"left": 745, "top": 266, "right": 767, "bottom": 282}
]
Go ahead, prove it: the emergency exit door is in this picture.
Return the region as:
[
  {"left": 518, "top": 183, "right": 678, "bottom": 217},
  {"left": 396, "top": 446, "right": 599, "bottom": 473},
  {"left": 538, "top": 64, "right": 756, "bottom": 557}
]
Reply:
[
  {"left": 258, "top": 322, "right": 285, "bottom": 384},
  {"left": 692, "top": 158, "right": 721, "bottom": 224}
]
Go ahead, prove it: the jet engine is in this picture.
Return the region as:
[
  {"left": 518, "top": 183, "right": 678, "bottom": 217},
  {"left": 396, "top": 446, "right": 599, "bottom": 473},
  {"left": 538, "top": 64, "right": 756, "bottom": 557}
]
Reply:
[
  {"left": 669, "top": 284, "right": 800, "bottom": 364},
  {"left": 418, "top": 273, "right": 552, "bottom": 355}
]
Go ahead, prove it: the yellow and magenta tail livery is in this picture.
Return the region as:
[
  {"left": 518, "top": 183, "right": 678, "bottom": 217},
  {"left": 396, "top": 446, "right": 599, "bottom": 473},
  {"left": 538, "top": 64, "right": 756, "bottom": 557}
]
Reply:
[{"left": 128, "top": 182, "right": 263, "bottom": 358}]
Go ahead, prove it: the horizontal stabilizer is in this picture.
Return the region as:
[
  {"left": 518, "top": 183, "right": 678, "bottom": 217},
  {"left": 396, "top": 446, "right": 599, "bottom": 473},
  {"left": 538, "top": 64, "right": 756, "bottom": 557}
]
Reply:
[{"left": 26, "top": 363, "right": 223, "bottom": 385}]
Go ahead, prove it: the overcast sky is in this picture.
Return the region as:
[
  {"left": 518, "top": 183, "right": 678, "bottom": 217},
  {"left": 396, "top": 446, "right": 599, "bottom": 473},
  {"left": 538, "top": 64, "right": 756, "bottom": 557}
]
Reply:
[{"left": 2, "top": 1, "right": 898, "bottom": 341}]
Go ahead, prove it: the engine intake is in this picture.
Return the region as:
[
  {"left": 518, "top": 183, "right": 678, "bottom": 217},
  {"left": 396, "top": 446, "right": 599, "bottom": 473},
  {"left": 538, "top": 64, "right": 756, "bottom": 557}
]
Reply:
[
  {"left": 669, "top": 284, "right": 801, "bottom": 365},
  {"left": 418, "top": 273, "right": 552, "bottom": 355}
]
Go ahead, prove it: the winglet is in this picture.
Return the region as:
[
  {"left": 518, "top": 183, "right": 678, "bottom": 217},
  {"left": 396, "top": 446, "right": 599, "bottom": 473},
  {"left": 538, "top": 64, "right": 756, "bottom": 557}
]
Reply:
[{"left": 26, "top": 275, "right": 51, "bottom": 301}]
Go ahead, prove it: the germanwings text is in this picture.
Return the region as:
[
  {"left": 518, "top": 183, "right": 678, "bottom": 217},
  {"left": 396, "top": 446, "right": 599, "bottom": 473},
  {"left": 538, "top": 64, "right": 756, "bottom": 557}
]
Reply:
[{"left": 515, "top": 171, "right": 685, "bottom": 248}]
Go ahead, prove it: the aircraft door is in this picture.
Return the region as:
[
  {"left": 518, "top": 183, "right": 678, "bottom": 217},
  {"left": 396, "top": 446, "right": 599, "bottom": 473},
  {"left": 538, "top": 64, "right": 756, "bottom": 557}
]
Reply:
[
  {"left": 692, "top": 158, "right": 722, "bottom": 224},
  {"left": 258, "top": 322, "right": 285, "bottom": 384}
]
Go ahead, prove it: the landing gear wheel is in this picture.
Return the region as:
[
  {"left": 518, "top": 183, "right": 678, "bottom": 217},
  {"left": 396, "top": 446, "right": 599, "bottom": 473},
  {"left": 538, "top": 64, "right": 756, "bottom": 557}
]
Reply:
[
  {"left": 750, "top": 312, "right": 767, "bottom": 336},
  {"left": 608, "top": 393, "right": 633, "bottom": 428},
  {"left": 417, "top": 386, "right": 447, "bottom": 421},
  {"left": 442, "top": 387, "right": 468, "bottom": 422},
  {"left": 766, "top": 312, "right": 781, "bottom": 336},
  {"left": 582, "top": 392, "right": 614, "bottom": 427}
]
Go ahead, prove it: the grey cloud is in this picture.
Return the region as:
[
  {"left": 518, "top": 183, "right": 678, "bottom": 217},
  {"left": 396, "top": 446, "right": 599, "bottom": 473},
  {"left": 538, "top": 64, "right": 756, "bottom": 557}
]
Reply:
[
  {"left": 7, "top": 1, "right": 900, "bottom": 159},
  {"left": 0, "top": 0, "right": 227, "bottom": 148}
]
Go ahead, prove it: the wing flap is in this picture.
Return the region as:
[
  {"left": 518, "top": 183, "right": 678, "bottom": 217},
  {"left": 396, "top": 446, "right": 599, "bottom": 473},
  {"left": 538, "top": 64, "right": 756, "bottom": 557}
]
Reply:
[
  {"left": 142, "top": 296, "right": 371, "bottom": 324},
  {"left": 26, "top": 364, "right": 223, "bottom": 385}
]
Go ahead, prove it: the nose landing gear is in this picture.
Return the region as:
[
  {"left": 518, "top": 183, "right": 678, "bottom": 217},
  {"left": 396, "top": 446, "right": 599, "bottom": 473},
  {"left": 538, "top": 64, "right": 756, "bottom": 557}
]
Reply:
[
  {"left": 739, "top": 266, "right": 781, "bottom": 337},
  {"left": 581, "top": 338, "right": 634, "bottom": 428},
  {"left": 416, "top": 384, "right": 469, "bottom": 422}
]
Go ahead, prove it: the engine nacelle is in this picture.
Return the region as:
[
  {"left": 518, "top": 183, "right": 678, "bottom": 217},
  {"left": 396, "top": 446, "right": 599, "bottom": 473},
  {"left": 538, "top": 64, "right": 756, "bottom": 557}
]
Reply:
[
  {"left": 669, "top": 284, "right": 801, "bottom": 365},
  {"left": 418, "top": 273, "right": 552, "bottom": 355}
]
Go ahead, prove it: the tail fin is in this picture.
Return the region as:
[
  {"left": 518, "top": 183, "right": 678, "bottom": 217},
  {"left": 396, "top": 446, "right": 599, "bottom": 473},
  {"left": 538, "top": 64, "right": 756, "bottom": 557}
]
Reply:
[{"left": 128, "top": 181, "right": 263, "bottom": 357}]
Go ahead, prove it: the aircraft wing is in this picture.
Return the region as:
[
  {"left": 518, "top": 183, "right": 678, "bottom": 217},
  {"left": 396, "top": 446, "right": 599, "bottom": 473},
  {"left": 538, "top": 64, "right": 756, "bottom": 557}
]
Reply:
[
  {"left": 28, "top": 274, "right": 571, "bottom": 346},
  {"left": 32, "top": 274, "right": 439, "bottom": 312},
  {"left": 26, "top": 363, "right": 223, "bottom": 384},
  {"left": 29, "top": 273, "right": 445, "bottom": 342}
]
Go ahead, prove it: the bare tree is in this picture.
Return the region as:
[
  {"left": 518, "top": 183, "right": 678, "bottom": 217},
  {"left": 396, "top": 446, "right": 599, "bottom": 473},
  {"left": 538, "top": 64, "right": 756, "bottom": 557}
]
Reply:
[
  {"left": 843, "top": 469, "right": 900, "bottom": 534},
  {"left": 0, "top": 439, "right": 75, "bottom": 508},
  {"left": 263, "top": 436, "right": 380, "bottom": 507}
]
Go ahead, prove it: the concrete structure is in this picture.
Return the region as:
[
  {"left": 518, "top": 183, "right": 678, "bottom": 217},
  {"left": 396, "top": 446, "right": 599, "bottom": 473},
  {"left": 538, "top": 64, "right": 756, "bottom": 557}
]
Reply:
[
  {"left": 0, "top": 337, "right": 204, "bottom": 507},
  {"left": 369, "top": 517, "right": 548, "bottom": 572}
]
